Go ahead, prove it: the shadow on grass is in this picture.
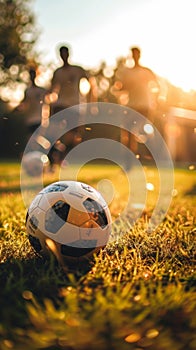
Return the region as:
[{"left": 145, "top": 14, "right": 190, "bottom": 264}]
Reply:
[
  {"left": 0, "top": 186, "right": 22, "bottom": 193},
  {"left": 185, "top": 183, "right": 196, "bottom": 196},
  {"left": 0, "top": 254, "right": 92, "bottom": 295},
  {"left": 0, "top": 180, "right": 58, "bottom": 194},
  {"left": 0, "top": 254, "right": 93, "bottom": 331}
]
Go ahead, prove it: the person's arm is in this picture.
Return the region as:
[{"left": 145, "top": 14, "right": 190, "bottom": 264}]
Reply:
[
  {"left": 45, "top": 70, "right": 60, "bottom": 109},
  {"left": 79, "top": 68, "right": 92, "bottom": 102},
  {"left": 16, "top": 89, "right": 29, "bottom": 112}
]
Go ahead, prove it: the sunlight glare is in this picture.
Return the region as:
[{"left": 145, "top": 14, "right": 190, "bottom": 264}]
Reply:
[
  {"left": 79, "top": 77, "right": 91, "bottom": 95},
  {"left": 103, "top": 66, "right": 114, "bottom": 78},
  {"left": 143, "top": 123, "right": 154, "bottom": 135},
  {"left": 146, "top": 183, "right": 154, "bottom": 191}
]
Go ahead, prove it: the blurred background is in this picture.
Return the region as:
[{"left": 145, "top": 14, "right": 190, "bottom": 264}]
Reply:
[{"left": 0, "top": 0, "right": 195, "bottom": 165}]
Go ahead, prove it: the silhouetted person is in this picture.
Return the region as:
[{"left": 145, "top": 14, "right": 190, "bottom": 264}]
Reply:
[
  {"left": 50, "top": 45, "right": 90, "bottom": 114},
  {"left": 123, "top": 47, "right": 159, "bottom": 121},
  {"left": 116, "top": 47, "right": 160, "bottom": 169},
  {"left": 20, "top": 68, "right": 48, "bottom": 136},
  {"left": 48, "top": 45, "right": 91, "bottom": 167}
]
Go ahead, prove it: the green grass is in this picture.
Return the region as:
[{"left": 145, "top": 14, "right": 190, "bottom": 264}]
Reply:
[{"left": 0, "top": 161, "right": 196, "bottom": 350}]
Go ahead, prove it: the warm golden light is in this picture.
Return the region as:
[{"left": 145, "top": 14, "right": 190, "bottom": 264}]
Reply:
[
  {"left": 45, "top": 92, "right": 58, "bottom": 104},
  {"left": 114, "top": 81, "right": 123, "bottom": 90},
  {"left": 99, "top": 77, "right": 109, "bottom": 91},
  {"left": 146, "top": 182, "right": 155, "bottom": 191},
  {"left": 41, "top": 103, "right": 50, "bottom": 118},
  {"left": 79, "top": 77, "right": 91, "bottom": 95},
  {"left": 40, "top": 154, "right": 49, "bottom": 164},
  {"left": 103, "top": 66, "right": 114, "bottom": 78},
  {"left": 118, "top": 92, "right": 129, "bottom": 105},
  {"left": 35, "top": 135, "right": 51, "bottom": 150},
  {"left": 143, "top": 123, "right": 154, "bottom": 135}
]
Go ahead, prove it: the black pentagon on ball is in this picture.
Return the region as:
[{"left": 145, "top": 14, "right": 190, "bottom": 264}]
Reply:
[
  {"left": 28, "top": 214, "right": 39, "bottom": 230},
  {"left": 45, "top": 200, "right": 70, "bottom": 233},
  {"left": 83, "top": 198, "right": 108, "bottom": 228},
  {"left": 41, "top": 183, "right": 68, "bottom": 194},
  {"left": 61, "top": 239, "right": 98, "bottom": 257},
  {"left": 29, "top": 235, "right": 42, "bottom": 252},
  {"left": 25, "top": 211, "right": 29, "bottom": 224},
  {"left": 81, "top": 183, "right": 94, "bottom": 193}
]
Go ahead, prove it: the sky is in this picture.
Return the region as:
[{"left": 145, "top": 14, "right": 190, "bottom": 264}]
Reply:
[{"left": 33, "top": 0, "right": 196, "bottom": 91}]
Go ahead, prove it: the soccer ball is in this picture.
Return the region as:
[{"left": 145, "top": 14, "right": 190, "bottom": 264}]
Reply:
[
  {"left": 22, "top": 151, "right": 49, "bottom": 177},
  {"left": 26, "top": 181, "right": 112, "bottom": 266}
]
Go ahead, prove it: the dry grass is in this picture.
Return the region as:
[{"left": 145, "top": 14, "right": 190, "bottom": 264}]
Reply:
[{"left": 0, "top": 161, "right": 195, "bottom": 350}]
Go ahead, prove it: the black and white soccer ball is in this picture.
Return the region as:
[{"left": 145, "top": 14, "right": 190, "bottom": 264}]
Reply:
[
  {"left": 26, "top": 181, "right": 112, "bottom": 265},
  {"left": 22, "top": 151, "right": 49, "bottom": 177}
]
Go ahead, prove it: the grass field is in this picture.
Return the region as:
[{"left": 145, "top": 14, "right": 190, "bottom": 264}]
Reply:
[{"left": 0, "top": 161, "right": 195, "bottom": 350}]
